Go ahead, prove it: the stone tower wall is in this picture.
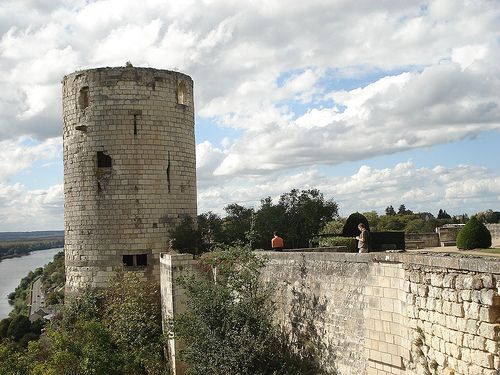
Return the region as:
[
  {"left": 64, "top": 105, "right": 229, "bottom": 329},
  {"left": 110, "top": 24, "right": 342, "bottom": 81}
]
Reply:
[{"left": 63, "top": 67, "right": 197, "bottom": 294}]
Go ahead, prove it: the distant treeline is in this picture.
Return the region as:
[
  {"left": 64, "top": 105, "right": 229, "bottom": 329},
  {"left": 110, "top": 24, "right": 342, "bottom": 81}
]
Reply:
[
  {"left": 0, "top": 231, "right": 64, "bottom": 241},
  {"left": 0, "top": 237, "right": 64, "bottom": 260}
]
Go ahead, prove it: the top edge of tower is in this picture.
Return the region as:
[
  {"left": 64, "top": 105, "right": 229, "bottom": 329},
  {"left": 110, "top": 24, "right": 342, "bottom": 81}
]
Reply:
[{"left": 62, "top": 66, "right": 193, "bottom": 85}]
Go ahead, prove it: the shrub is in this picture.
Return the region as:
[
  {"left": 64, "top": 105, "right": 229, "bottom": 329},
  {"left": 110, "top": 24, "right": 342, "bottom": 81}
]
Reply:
[
  {"left": 171, "top": 245, "right": 324, "bottom": 375},
  {"left": 342, "top": 212, "right": 370, "bottom": 236},
  {"left": 318, "top": 236, "right": 357, "bottom": 252},
  {"left": 6, "top": 315, "right": 31, "bottom": 341},
  {"left": 0, "top": 318, "right": 12, "bottom": 340},
  {"left": 456, "top": 217, "right": 492, "bottom": 250}
]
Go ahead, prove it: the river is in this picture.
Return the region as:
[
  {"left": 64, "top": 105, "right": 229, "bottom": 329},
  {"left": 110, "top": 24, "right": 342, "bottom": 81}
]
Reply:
[{"left": 0, "top": 247, "right": 63, "bottom": 319}]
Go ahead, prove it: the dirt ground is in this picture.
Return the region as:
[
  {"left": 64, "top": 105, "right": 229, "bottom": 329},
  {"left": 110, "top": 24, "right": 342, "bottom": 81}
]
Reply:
[{"left": 410, "top": 238, "right": 500, "bottom": 258}]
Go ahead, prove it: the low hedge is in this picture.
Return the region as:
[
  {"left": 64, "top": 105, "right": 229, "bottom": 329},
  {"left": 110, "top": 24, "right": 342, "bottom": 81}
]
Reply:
[
  {"left": 370, "top": 231, "right": 405, "bottom": 251},
  {"left": 318, "top": 236, "right": 357, "bottom": 252}
]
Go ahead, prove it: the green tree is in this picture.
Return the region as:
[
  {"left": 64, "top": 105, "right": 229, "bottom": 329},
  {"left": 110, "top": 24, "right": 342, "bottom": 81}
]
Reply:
[
  {"left": 278, "top": 189, "right": 338, "bottom": 248},
  {"left": 169, "top": 216, "right": 200, "bottom": 255},
  {"left": 319, "top": 219, "right": 345, "bottom": 235},
  {"left": 363, "top": 211, "right": 379, "bottom": 230},
  {"left": 474, "top": 209, "right": 500, "bottom": 224},
  {"left": 253, "top": 197, "right": 287, "bottom": 249},
  {"left": 0, "top": 318, "right": 11, "bottom": 341},
  {"left": 221, "top": 204, "right": 254, "bottom": 245},
  {"left": 377, "top": 215, "right": 405, "bottom": 231},
  {"left": 437, "top": 209, "right": 451, "bottom": 219},
  {"left": 197, "top": 211, "right": 224, "bottom": 249},
  {"left": 170, "top": 245, "right": 323, "bottom": 375},
  {"left": 397, "top": 204, "right": 412, "bottom": 215},
  {"left": 385, "top": 205, "right": 396, "bottom": 216},
  {"left": 104, "top": 273, "right": 167, "bottom": 375},
  {"left": 6, "top": 315, "right": 31, "bottom": 341}
]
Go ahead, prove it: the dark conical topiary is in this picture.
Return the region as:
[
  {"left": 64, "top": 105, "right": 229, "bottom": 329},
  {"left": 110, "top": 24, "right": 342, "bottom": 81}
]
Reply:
[
  {"left": 342, "top": 212, "right": 370, "bottom": 237},
  {"left": 456, "top": 217, "right": 491, "bottom": 250}
]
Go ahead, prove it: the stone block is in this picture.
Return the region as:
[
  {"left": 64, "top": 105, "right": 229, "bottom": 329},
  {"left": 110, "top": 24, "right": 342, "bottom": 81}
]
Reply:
[
  {"left": 480, "top": 289, "right": 499, "bottom": 306},
  {"left": 484, "top": 338, "right": 497, "bottom": 353},
  {"left": 443, "top": 274, "right": 457, "bottom": 288},
  {"left": 464, "top": 301, "right": 480, "bottom": 320},
  {"left": 466, "top": 319, "right": 478, "bottom": 335},
  {"left": 430, "top": 273, "right": 444, "bottom": 287},
  {"left": 470, "top": 349, "right": 494, "bottom": 369},
  {"left": 451, "top": 302, "right": 464, "bottom": 318},
  {"left": 477, "top": 322, "right": 499, "bottom": 340},
  {"left": 463, "top": 275, "right": 484, "bottom": 290},
  {"left": 479, "top": 306, "right": 500, "bottom": 323}
]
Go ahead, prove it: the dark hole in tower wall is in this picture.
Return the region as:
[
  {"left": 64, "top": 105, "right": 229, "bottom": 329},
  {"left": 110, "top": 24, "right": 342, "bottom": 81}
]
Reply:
[
  {"left": 78, "top": 87, "right": 89, "bottom": 110},
  {"left": 96, "top": 151, "right": 112, "bottom": 193},
  {"left": 97, "top": 151, "right": 112, "bottom": 168},
  {"left": 166, "top": 152, "right": 171, "bottom": 193}
]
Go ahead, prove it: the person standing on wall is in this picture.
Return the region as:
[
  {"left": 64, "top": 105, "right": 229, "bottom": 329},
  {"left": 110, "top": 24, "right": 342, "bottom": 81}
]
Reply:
[
  {"left": 356, "top": 223, "right": 369, "bottom": 253},
  {"left": 271, "top": 231, "right": 284, "bottom": 251}
]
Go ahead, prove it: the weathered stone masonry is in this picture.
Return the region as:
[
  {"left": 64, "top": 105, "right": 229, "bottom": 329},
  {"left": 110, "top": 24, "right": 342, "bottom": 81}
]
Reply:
[
  {"left": 161, "top": 252, "right": 499, "bottom": 375},
  {"left": 63, "top": 67, "right": 197, "bottom": 294}
]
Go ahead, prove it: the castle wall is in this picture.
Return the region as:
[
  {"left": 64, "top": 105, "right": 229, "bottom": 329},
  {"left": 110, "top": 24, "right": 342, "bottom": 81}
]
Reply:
[
  {"left": 63, "top": 67, "right": 197, "bottom": 293},
  {"left": 485, "top": 224, "right": 500, "bottom": 241},
  {"left": 405, "top": 232, "right": 440, "bottom": 248},
  {"left": 161, "top": 252, "right": 500, "bottom": 375}
]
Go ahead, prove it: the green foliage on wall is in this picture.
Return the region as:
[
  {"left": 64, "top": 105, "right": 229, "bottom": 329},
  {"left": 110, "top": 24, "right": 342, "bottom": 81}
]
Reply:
[{"left": 170, "top": 245, "right": 325, "bottom": 375}]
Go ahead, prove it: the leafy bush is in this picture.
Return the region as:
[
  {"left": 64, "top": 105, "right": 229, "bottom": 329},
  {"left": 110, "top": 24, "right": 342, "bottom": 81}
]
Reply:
[
  {"left": 0, "top": 318, "right": 12, "bottom": 341},
  {"left": 170, "top": 245, "right": 324, "bottom": 375},
  {"left": 456, "top": 217, "right": 492, "bottom": 250},
  {"left": 6, "top": 315, "right": 31, "bottom": 341},
  {"left": 342, "top": 212, "right": 370, "bottom": 236},
  {"left": 0, "top": 273, "right": 168, "bottom": 375},
  {"left": 169, "top": 216, "right": 201, "bottom": 255},
  {"left": 318, "top": 236, "right": 357, "bottom": 252}
]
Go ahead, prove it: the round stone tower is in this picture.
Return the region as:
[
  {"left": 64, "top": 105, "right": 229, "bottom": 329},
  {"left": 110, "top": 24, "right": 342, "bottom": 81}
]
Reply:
[{"left": 62, "top": 67, "right": 197, "bottom": 294}]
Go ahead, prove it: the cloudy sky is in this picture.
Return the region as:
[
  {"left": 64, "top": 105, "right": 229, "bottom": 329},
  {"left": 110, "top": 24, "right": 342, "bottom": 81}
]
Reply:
[{"left": 0, "top": 0, "right": 499, "bottom": 230}]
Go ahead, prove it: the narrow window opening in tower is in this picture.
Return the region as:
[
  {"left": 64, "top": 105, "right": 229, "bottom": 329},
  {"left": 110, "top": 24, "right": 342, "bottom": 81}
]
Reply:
[
  {"left": 133, "top": 114, "right": 138, "bottom": 135},
  {"left": 97, "top": 151, "right": 112, "bottom": 168},
  {"left": 166, "top": 152, "right": 171, "bottom": 193},
  {"left": 78, "top": 87, "right": 89, "bottom": 110},
  {"left": 122, "top": 255, "right": 134, "bottom": 267},
  {"left": 177, "top": 81, "right": 187, "bottom": 105},
  {"left": 136, "top": 254, "right": 147, "bottom": 266},
  {"left": 122, "top": 254, "right": 147, "bottom": 267}
]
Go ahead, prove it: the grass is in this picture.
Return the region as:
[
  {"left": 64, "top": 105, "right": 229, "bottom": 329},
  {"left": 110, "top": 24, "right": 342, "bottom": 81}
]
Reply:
[{"left": 477, "top": 247, "right": 500, "bottom": 254}]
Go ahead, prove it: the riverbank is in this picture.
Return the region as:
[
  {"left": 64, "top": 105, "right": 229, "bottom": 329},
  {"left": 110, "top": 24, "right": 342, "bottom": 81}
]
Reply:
[
  {"left": 0, "top": 248, "right": 62, "bottom": 319},
  {"left": 0, "top": 233, "right": 64, "bottom": 262},
  {"left": 0, "top": 245, "right": 64, "bottom": 262}
]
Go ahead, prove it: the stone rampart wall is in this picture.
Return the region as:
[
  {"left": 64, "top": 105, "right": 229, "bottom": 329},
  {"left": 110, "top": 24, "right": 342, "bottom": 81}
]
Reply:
[
  {"left": 160, "top": 252, "right": 500, "bottom": 375},
  {"left": 405, "top": 232, "right": 440, "bottom": 248},
  {"left": 485, "top": 224, "right": 500, "bottom": 240}
]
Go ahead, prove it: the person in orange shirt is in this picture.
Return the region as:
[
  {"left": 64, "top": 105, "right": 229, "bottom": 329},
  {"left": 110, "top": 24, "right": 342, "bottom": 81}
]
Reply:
[{"left": 271, "top": 231, "right": 284, "bottom": 251}]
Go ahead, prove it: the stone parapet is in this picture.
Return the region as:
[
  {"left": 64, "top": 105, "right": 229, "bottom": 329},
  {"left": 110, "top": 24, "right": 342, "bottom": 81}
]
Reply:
[{"left": 160, "top": 251, "right": 500, "bottom": 375}]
